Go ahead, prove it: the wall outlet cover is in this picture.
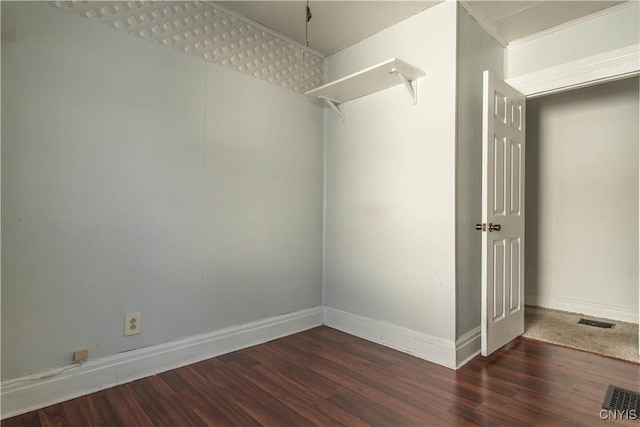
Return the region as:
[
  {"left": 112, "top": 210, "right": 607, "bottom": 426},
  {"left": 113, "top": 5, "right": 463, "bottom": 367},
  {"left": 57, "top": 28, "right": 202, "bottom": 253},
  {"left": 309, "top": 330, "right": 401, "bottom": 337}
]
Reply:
[{"left": 125, "top": 312, "right": 142, "bottom": 336}]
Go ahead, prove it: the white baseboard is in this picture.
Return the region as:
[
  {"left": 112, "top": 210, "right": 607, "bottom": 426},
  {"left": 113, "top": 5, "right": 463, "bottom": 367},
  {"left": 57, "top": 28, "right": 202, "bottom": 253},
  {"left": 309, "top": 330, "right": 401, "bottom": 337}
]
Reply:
[
  {"left": 525, "top": 294, "right": 639, "bottom": 324},
  {"left": 1, "top": 306, "right": 324, "bottom": 420},
  {"left": 323, "top": 307, "right": 457, "bottom": 369},
  {"left": 455, "top": 326, "right": 481, "bottom": 369}
]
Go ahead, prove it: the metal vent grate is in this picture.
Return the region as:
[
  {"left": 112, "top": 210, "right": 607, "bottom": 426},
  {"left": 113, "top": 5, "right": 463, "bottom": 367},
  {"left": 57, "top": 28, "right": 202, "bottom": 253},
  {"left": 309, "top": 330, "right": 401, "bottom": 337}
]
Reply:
[
  {"left": 602, "top": 385, "right": 640, "bottom": 413},
  {"left": 578, "top": 318, "right": 615, "bottom": 329}
]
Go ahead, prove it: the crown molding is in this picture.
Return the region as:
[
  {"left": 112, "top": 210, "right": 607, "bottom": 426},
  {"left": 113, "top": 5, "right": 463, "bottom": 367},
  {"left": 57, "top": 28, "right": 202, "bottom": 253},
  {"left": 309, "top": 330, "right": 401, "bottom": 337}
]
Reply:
[
  {"left": 506, "top": 43, "right": 640, "bottom": 97},
  {"left": 457, "top": 0, "right": 508, "bottom": 48},
  {"left": 508, "top": 1, "right": 638, "bottom": 47}
]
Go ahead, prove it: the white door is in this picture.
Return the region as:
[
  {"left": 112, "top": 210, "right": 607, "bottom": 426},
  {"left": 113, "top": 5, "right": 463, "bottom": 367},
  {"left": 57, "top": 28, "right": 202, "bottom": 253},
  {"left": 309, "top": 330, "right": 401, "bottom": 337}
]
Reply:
[{"left": 481, "top": 70, "right": 526, "bottom": 356}]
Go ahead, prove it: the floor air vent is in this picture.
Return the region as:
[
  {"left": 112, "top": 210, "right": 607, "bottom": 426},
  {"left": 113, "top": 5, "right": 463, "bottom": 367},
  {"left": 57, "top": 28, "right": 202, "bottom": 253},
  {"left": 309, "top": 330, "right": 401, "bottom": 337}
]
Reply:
[
  {"left": 578, "top": 318, "right": 615, "bottom": 329},
  {"left": 602, "top": 385, "right": 640, "bottom": 415}
]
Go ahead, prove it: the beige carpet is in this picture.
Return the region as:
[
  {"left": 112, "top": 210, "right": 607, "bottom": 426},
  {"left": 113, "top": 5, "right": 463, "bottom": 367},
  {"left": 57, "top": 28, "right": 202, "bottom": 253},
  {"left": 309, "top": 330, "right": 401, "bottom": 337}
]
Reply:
[{"left": 523, "top": 306, "right": 640, "bottom": 363}]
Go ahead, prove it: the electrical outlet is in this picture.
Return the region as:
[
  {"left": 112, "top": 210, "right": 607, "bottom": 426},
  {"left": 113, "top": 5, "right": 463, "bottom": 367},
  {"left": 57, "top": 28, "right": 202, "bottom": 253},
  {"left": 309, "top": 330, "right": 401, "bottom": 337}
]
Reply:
[{"left": 125, "top": 312, "right": 141, "bottom": 336}]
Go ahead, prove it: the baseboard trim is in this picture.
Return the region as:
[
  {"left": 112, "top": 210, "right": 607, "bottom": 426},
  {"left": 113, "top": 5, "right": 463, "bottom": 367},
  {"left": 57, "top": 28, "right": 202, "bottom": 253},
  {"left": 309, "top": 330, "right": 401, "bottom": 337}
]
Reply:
[
  {"left": 506, "top": 44, "right": 640, "bottom": 98},
  {"left": 455, "top": 326, "right": 481, "bottom": 368},
  {"left": 525, "top": 294, "right": 638, "bottom": 323},
  {"left": 1, "top": 306, "right": 324, "bottom": 420},
  {"left": 323, "top": 307, "right": 456, "bottom": 369}
]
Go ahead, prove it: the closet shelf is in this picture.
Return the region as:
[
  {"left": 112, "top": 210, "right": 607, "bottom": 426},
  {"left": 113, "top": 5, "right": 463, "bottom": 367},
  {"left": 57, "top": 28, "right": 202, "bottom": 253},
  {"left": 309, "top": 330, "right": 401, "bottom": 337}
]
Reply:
[{"left": 305, "top": 58, "right": 425, "bottom": 122}]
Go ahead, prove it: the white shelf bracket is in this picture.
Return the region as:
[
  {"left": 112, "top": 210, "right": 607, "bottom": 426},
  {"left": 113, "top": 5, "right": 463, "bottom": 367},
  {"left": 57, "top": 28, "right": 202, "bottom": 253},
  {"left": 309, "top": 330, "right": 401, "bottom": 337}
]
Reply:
[
  {"left": 320, "top": 97, "right": 345, "bottom": 123},
  {"left": 391, "top": 69, "right": 418, "bottom": 104},
  {"left": 306, "top": 59, "right": 425, "bottom": 119}
]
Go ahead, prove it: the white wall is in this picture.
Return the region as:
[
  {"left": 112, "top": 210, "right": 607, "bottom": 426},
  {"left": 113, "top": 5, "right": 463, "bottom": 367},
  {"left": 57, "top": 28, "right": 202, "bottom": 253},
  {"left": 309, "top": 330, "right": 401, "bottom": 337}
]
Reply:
[
  {"left": 507, "top": 3, "right": 640, "bottom": 78},
  {"left": 323, "top": 2, "right": 458, "bottom": 344},
  {"left": 455, "top": 5, "right": 504, "bottom": 338},
  {"left": 525, "top": 77, "right": 639, "bottom": 322},
  {"left": 1, "top": 2, "right": 323, "bottom": 381}
]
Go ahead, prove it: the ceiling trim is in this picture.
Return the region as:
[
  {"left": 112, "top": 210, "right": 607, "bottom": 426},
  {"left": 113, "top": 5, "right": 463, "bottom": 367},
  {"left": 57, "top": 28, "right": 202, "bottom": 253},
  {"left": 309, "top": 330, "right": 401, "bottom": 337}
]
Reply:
[
  {"left": 457, "top": 0, "right": 508, "bottom": 48},
  {"left": 506, "top": 43, "right": 639, "bottom": 98},
  {"left": 205, "top": 1, "right": 325, "bottom": 59},
  {"left": 507, "top": 1, "right": 636, "bottom": 47}
]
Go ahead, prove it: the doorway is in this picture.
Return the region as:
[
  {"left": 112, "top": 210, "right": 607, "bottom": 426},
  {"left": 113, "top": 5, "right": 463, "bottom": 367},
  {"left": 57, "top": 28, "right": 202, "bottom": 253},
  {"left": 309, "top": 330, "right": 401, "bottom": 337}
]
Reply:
[{"left": 523, "top": 76, "right": 639, "bottom": 358}]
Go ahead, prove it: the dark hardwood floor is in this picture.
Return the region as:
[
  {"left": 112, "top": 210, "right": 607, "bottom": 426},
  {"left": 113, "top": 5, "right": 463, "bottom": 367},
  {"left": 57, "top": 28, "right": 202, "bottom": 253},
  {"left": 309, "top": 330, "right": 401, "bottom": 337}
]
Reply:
[{"left": 3, "top": 326, "right": 639, "bottom": 426}]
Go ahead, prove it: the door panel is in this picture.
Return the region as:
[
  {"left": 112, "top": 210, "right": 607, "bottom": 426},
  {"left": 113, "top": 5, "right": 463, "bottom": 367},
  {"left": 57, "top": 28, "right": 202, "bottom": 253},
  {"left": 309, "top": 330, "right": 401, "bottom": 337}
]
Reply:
[
  {"left": 492, "top": 239, "right": 505, "bottom": 319},
  {"left": 481, "top": 70, "right": 526, "bottom": 356},
  {"left": 510, "top": 141, "right": 522, "bottom": 215},
  {"left": 493, "top": 136, "right": 506, "bottom": 215},
  {"left": 510, "top": 237, "right": 521, "bottom": 313}
]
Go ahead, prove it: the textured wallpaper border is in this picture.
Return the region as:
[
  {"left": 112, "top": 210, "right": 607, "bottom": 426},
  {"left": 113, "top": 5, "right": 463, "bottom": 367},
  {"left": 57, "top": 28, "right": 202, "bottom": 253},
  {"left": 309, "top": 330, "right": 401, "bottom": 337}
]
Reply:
[{"left": 49, "top": 1, "right": 325, "bottom": 94}]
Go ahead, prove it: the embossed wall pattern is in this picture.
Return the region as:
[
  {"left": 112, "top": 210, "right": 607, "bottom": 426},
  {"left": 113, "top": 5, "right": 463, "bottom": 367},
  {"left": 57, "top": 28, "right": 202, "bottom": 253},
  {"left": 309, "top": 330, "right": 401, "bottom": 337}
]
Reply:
[{"left": 49, "top": 1, "right": 324, "bottom": 93}]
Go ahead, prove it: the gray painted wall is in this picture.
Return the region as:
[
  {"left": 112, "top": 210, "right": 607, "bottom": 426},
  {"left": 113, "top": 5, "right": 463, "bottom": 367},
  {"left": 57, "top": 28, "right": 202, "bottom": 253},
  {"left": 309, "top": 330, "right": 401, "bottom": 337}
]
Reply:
[
  {"left": 525, "top": 77, "right": 639, "bottom": 321},
  {"left": 324, "top": 2, "right": 458, "bottom": 341},
  {"left": 455, "top": 5, "right": 505, "bottom": 339},
  {"left": 1, "top": 2, "right": 323, "bottom": 380}
]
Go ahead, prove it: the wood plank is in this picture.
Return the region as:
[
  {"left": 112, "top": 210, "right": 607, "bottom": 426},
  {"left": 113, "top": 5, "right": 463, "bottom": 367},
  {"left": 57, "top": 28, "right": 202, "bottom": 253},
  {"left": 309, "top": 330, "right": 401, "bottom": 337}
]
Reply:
[
  {"left": 0, "top": 412, "right": 42, "bottom": 427},
  {"left": 2, "top": 327, "right": 639, "bottom": 427},
  {"left": 174, "top": 366, "right": 259, "bottom": 426},
  {"left": 129, "top": 376, "right": 207, "bottom": 426},
  {"left": 60, "top": 399, "right": 93, "bottom": 427},
  {"left": 103, "top": 384, "right": 155, "bottom": 426},
  {"left": 86, "top": 392, "right": 121, "bottom": 426}
]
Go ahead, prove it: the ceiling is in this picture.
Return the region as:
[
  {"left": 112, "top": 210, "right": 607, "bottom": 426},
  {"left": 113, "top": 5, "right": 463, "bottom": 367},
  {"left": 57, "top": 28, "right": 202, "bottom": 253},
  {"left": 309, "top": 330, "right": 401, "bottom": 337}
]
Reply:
[
  {"left": 467, "top": 0, "right": 626, "bottom": 43},
  {"left": 214, "top": 1, "right": 627, "bottom": 56},
  {"left": 215, "top": 1, "right": 439, "bottom": 55}
]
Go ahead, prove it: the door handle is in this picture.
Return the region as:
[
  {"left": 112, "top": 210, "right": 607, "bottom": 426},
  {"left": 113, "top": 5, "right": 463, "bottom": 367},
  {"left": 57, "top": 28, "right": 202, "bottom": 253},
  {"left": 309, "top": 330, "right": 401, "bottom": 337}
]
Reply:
[{"left": 475, "top": 223, "right": 501, "bottom": 232}]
